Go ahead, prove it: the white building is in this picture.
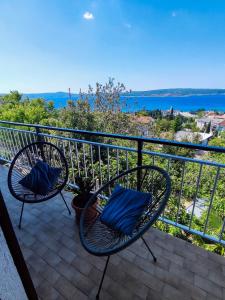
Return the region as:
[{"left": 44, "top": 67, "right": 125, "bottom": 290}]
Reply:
[
  {"left": 174, "top": 130, "right": 213, "bottom": 145},
  {"left": 179, "top": 112, "right": 197, "bottom": 118},
  {"left": 196, "top": 118, "right": 211, "bottom": 130}
]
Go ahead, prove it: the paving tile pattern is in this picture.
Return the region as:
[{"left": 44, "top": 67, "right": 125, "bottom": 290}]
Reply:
[{"left": 1, "top": 165, "right": 225, "bottom": 300}]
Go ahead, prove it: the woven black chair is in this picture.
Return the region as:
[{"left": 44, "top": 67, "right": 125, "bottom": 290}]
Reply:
[
  {"left": 8, "top": 141, "right": 71, "bottom": 229},
  {"left": 79, "top": 165, "right": 171, "bottom": 299}
]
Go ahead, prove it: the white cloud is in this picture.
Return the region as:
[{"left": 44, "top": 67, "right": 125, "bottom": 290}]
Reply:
[
  {"left": 172, "top": 11, "right": 177, "bottom": 17},
  {"left": 83, "top": 11, "right": 94, "bottom": 20}
]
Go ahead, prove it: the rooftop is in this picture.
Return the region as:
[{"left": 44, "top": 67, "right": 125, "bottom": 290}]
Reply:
[
  {"left": 219, "top": 120, "right": 225, "bottom": 127},
  {"left": 131, "top": 116, "right": 155, "bottom": 124},
  {"left": 1, "top": 164, "right": 225, "bottom": 300}
]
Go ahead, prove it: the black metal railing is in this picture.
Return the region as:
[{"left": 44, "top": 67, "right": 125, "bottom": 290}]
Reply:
[{"left": 0, "top": 120, "right": 225, "bottom": 245}]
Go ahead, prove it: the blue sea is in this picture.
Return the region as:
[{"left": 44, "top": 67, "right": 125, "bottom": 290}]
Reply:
[
  {"left": 30, "top": 94, "right": 225, "bottom": 112},
  {"left": 121, "top": 95, "right": 225, "bottom": 112}
]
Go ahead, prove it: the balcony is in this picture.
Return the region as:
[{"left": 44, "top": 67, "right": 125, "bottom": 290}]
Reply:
[{"left": 0, "top": 120, "right": 225, "bottom": 300}]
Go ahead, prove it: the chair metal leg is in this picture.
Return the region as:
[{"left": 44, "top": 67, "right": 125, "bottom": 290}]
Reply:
[
  {"left": 141, "top": 237, "right": 157, "bottom": 262},
  {"left": 18, "top": 202, "right": 25, "bottom": 229},
  {"left": 60, "top": 192, "right": 71, "bottom": 215},
  {"left": 96, "top": 256, "right": 110, "bottom": 300}
]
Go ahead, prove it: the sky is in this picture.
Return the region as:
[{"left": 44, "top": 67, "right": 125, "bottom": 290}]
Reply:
[{"left": 1, "top": 0, "right": 225, "bottom": 93}]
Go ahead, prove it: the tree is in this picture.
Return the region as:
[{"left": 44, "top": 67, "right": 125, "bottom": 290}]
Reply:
[
  {"left": 172, "top": 116, "right": 183, "bottom": 132},
  {"left": 0, "top": 92, "right": 58, "bottom": 126},
  {"left": 60, "top": 97, "right": 96, "bottom": 133},
  {"left": 90, "top": 77, "right": 126, "bottom": 113},
  {"left": 0, "top": 90, "right": 22, "bottom": 105},
  {"left": 86, "top": 78, "right": 133, "bottom": 135},
  {"left": 206, "top": 121, "right": 211, "bottom": 133},
  {"left": 169, "top": 107, "right": 174, "bottom": 120}
]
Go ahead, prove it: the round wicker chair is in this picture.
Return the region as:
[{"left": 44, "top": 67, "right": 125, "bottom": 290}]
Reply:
[
  {"left": 8, "top": 141, "right": 71, "bottom": 228},
  {"left": 79, "top": 165, "right": 171, "bottom": 299}
]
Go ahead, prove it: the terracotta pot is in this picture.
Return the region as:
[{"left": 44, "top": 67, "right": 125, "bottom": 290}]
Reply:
[{"left": 71, "top": 193, "right": 98, "bottom": 225}]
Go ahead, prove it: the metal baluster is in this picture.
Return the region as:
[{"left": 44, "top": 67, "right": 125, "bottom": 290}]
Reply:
[
  {"left": 83, "top": 143, "right": 87, "bottom": 177},
  {"left": 23, "top": 131, "right": 30, "bottom": 147},
  {"left": 17, "top": 132, "right": 23, "bottom": 150},
  {"left": 75, "top": 142, "right": 81, "bottom": 176},
  {"left": 90, "top": 144, "right": 94, "bottom": 180},
  {"left": 149, "top": 154, "right": 155, "bottom": 195},
  {"left": 59, "top": 140, "right": 66, "bottom": 170},
  {"left": 176, "top": 162, "right": 186, "bottom": 224},
  {"left": 26, "top": 132, "right": 32, "bottom": 145},
  {"left": 62, "top": 140, "right": 66, "bottom": 158},
  {"left": 203, "top": 167, "right": 220, "bottom": 234},
  {"left": 98, "top": 145, "right": 102, "bottom": 185},
  {"left": 126, "top": 151, "right": 129, "bottom": 188},
  {"left": 20, "top": 131, "right": 26, "bottom": 148},
  {"left": 0, "top": 129, "right": 8, "bottom": 160},
  {"left": 137, "top": 141, "right": 143, "bottom": 191},
  {"left": 29, "top": 131, "right": 35, "bottom": 144},
  {"left": 116, "top": 149, "right": 119, "bottom": 176},
  {"left": 107, "top": 147, "right": 110, "bottom": 182},
  {"left": 9, "top": 129, "right": 18, "bottom": 158},
  {"left": 69, "top": 141, "right": 76, "bottom": 184},
  {"left": 2, "top": 129, "right": 11, "bottom": 161},
  {"left": 12, "top": 131, "right": 20, "bottom": 154},
  {"left": 162, "top": 158, "right": 171, "bottom": 218},
  {"left": 8, "top": 130, "right": 16, "bottom": 159},
  {"left": 0, "top": 129, "right": 7, "bottom": 160},
  {"left": 0, "top": 130, "right": 3, "bottom": 154},
  {"left": 189, "top": 164, "right": 203, "bottom": 229}
]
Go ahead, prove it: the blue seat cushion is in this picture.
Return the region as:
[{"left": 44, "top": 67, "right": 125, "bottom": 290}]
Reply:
[
  {"left": 19, "top": 160, "right": 61, "bottom": 195},
  {"left": 100, "top": 185, "right": 152, "bottom": 236}
]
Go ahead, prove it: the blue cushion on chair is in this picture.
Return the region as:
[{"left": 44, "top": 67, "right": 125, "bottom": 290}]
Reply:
[
  {"left": 19, "top": 160, "right": 61, "bottom": 195},
  {"left": 100, "top": 185, "right": 151, "bottom": 236}
]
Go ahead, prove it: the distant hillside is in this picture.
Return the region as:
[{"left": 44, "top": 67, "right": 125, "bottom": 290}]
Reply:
[
  {"left": 1, "top": 89, "right": 225, "bottom": 102},
  {"left": 123, "top": 88, "right": 225, "bottom": 97}
]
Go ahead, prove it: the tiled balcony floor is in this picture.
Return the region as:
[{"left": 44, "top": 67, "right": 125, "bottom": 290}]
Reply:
[{"left": 0, "top": 165, "right": 225, "bottom": 300}]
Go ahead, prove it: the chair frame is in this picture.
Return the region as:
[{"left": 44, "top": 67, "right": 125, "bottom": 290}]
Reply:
[
  {"left": 79, "top": 165, "right": 171, "bottom": 299},
  {"left": 7, "top": 141, "right": 71, "bottom": 228}
]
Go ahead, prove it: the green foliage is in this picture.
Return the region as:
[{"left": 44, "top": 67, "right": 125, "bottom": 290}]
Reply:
[
  {"left": 0, "top": 90, "right": 22, "bottom": 105},
  {"left": 0, "top": 92, "right": 58, "bottom": 125},
  {"left": 195, "top": 109, "right": 206, "bottom": 118},
  {"left": 73, "top": 175, "right": 96, "bottom": 194},
  {"left": 155, "top": 119, "right": 172, "bottom": 133},
  {"left": 136, "top": 109, "right": 162, "bottom": 119},
  {"left": 172, "top": 116, "right": 183, "bottom": 132},
  {"left": 60, "top": 98, "right": 96, "bottom": 133}
]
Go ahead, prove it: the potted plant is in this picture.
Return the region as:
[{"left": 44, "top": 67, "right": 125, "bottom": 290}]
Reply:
[{"left": 71, "top": 175, "right": 98, "bottom": 225}]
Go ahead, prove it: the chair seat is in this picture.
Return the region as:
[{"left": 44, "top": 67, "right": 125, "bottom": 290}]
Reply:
[
  {"left": 80, "top": 165, "right": 171, "bottom": 257},
  {"left": 8, "top": 141, "right": 68, "bottom": 204}
]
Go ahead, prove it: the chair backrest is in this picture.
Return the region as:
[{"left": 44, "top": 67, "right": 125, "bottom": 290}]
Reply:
[
  {"left": 8, "top": 141, "right": 68, "bottom": 203},
  {"left": 79, "top": 165, "right": 171, "bottom": 256}
]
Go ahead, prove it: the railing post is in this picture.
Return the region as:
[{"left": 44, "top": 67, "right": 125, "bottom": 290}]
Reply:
[
  {"left": 137, "top": 140, "right": 143, "bottom": 191},
  {"left": 35, "top": 126, "right": 42, "bottom": 142},
  {"left": 35, "top": 126, "right": 45, "bottom": 161}
]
